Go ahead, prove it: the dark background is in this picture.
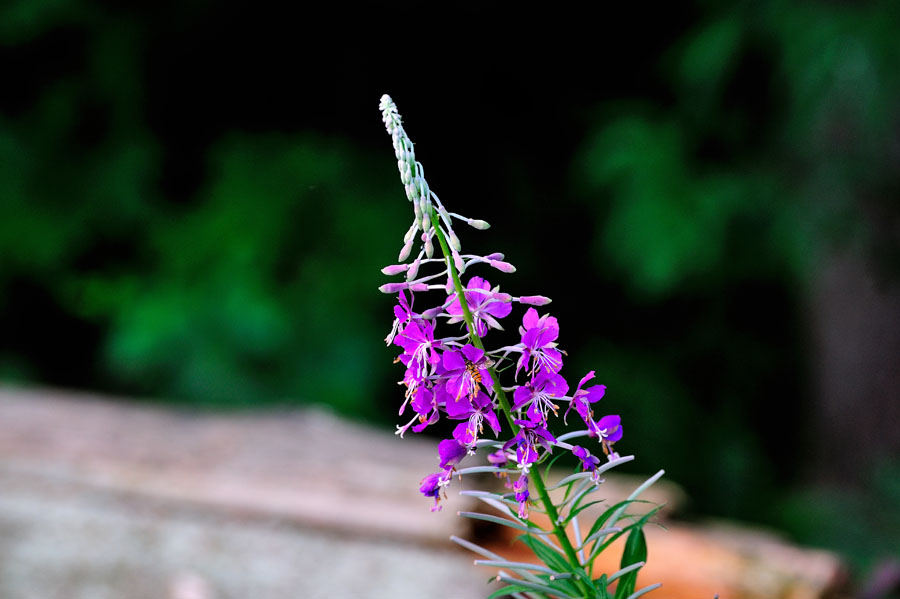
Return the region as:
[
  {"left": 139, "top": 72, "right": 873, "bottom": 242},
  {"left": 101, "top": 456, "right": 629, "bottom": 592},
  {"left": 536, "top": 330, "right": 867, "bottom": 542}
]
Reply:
[{"left": 2, "top": 0, "right": 899, "bottom": 585}]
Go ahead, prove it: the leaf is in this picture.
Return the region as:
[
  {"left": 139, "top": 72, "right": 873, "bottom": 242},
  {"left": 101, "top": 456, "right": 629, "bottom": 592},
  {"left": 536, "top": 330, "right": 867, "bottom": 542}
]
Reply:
[
  {"left": 614, "top": 528, "right": 647, "bottom": 599},
  {"left": 516, "top": 534, "right": 569, "bottom": 573}
]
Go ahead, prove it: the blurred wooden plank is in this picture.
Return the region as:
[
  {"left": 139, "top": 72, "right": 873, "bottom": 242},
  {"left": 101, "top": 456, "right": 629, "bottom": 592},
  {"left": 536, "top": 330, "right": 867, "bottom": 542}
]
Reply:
[{"left": 0, "top": 386, "right": 472, "bottom": 544}]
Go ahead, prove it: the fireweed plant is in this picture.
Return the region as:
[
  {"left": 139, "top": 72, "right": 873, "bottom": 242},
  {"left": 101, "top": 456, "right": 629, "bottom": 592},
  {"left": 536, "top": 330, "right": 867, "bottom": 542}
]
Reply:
[{"left": 379, "top": 95, "right": 664, "bottom": 599}]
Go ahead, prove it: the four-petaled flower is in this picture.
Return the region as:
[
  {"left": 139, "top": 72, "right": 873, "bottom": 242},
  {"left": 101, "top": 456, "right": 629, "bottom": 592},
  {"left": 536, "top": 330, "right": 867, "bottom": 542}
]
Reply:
[
  {"left": 442, "top": 344, "right": 494, "bottom": 401},
  {"left": 512, "top": 371, "right": 569, "bottom": 425},
  {"left": 446, "top": 276, "right": 512, "bottom": 337},
  {"left": 516, "top": 308, "right": 563, "bottom": 378}
]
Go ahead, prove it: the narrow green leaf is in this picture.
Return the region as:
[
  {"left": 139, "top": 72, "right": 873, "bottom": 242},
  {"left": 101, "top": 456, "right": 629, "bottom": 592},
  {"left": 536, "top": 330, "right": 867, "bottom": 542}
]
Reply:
[
  {"left": 565, "top": 498, "right": 607, "bottom": 524},
  {"left": 517, "top": 533, "right": 570, "bottom": 573},
  {"left": 614, "top": 528, "right": 647, "bottom": 599}
]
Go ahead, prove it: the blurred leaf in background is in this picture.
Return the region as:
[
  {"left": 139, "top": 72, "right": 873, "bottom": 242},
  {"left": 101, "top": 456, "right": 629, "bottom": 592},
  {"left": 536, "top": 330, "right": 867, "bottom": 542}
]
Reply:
[{"left": 572, "top": 0, "right": 900, "bottom": 575}]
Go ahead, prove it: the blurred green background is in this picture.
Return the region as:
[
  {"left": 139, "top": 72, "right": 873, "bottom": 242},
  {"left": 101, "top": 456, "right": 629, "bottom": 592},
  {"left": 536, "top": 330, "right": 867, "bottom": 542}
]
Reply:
[{"left": 2, "top": 0, "right": 899, "bottom": 589}]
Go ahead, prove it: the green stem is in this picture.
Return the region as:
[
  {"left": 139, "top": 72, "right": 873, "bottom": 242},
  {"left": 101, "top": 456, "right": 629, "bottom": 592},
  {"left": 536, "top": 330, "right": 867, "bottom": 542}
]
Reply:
[{"left": 429, "top": 213, "right": 589, "bottom": 595}]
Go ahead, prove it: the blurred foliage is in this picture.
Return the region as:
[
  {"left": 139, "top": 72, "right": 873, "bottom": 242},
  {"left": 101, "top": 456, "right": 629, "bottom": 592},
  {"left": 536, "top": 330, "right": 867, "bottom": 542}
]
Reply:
[{"left": 570, "top": 0, "right": 900, "bottom": 574}]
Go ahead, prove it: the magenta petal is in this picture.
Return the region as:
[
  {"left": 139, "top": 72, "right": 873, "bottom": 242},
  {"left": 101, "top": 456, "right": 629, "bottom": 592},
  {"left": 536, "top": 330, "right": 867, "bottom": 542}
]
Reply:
[
  {"left": 467, "top": 276, "right": 490, "bottom": 291},
  {"left": 444, "top": 391, "right": 471, "bottom": 418},
  {"left": 577, "top": 371, "right": 596, "bottom": 390},
  {"left": 484, "top": 300, "right": 512, "bottom": 319},
  {"left": 443, "top": 350, "right": 465, "bottom": 371},
  {"left": 523, "top": 307, "right": 540, "bottom": 329},
  {"left": 482, "top": 408, "right": 501, "bottom": 435},
  {"left": 480, "top": 368, "right": 493, "bottom": 388},
  {"left": 452, "top": 422, "right": 476, "bottom": 446},
  {"left": 411, "top": 387, "right": 434, "bottom": 415},
  {"left": 583, "top": 384, "right": 607, "bottom": 404},
  {"left": 438, "top": 439, "right": 467, "bottom": 469},
  {"left": 461, "top": 344, "right": 484, "bottom": 363},
  {"left": 513, "top": 385, "right": 533, "bottom": 410},
  {"left": 596, "top": 414, "right": 621, "bottom": 436}
]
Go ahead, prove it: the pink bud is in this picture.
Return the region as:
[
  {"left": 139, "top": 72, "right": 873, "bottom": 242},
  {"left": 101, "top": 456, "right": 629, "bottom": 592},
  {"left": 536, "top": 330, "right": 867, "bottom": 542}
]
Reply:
[
  {"left": 467, "top": 219, "right": 490, "bottom": 230},
  {"left": 379, "top": 282, "right": 408, "bottom": 294},
  {"left": 398, "top": 237, "right": 415, "bottom": 262},
  {"left": 489, "top": 260, "right": 516, "bottom": 273},
  {"left": 485, "top": 252, "right": 505, "bottom": 261},
  {"left": 518, "top": 295, "right": 552, "bottom": 306},
  {"left": 409, "top": 283, "right": 428, "bottom": 292},
  {"left": 452, "top": 249, "right": 465, "bottom": 274},
  {"left": 422, "top": 306, "right": 443, "bottom": 319},
  {"left": 448, "top": 230, "right": 461, "bottom": 252},
  {"left": 492, "top": 292, "right": 512, "bottom": 302},
  {"left": 381, "top": 264, "right": 409, "bottom": 276},
  {"left": 406, "top": 256, "right": 421, "bottom": 281}
]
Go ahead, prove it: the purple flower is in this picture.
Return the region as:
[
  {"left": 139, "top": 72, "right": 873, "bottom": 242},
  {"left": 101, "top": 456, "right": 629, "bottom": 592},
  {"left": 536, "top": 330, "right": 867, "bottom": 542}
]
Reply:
[
  {"left": 513, "top": 473, "right": 530, "bottom": 518},
  {"left": 442, "top": 344, "right": 494, "bottom": 401},
  {"left": 438, "top": 438, "right": 468, "bottom": 470},
  {"left": 446, "top": 276, "right": 512, "bottom": 337},
  {"left": 564, "top": 370, "right": 607, "bottom": 425},
  {"left": 503, "top": 417, "right": 557, "bottom": 470},
  {"left": 592, "top": 414, "right": 623, "bottom": 458},
  {"left": 512, "top": 371, "right": 569, "bottom": 424},
  {"left": 446, "top": 389, "right": 501, "bottom": 448},
  {"left": 419, "top": 469, "right": 452, "bottom": 511},
  {"left": 385, "top": 291, "right": 416, "bottom": 345},
  {"left": 394, "top": 318, "right": 441, "bottom": 379},
  {"left": 516, "top": 308, "right": 563, "bottom": 378},
  {"left": 572, "top": 445, "right": 604, "bottom": 481}
]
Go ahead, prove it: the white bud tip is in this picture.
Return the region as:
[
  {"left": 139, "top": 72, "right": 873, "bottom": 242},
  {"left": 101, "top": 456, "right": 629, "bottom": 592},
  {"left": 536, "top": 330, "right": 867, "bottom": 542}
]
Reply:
[{"left": 468, "top": 219, "right": 490, "bottom": 230}]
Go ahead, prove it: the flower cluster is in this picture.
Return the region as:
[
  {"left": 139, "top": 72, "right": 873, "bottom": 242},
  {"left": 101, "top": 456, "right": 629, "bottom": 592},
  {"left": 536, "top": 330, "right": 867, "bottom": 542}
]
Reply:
[{"left": 379, "top": 95, "right": 623, "bottom": 517}]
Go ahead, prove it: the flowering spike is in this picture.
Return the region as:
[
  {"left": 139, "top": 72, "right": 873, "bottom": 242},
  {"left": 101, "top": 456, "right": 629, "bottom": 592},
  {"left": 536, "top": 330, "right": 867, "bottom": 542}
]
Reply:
[{"left": 379, "top": 96, "right": 655, "bottom": 598}]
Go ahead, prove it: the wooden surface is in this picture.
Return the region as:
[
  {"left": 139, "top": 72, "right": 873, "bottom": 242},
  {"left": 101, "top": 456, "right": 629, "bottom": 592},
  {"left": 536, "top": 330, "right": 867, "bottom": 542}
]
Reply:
[{"left": 0, "top": 386, "right": 473, "bottom": 543}]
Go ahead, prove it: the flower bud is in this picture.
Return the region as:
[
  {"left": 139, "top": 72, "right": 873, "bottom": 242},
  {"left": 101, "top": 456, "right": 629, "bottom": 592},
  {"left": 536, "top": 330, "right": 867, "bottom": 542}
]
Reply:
[
  {"left": 467, "top": 219, "right": 490, "bottom": 230},
  {"left": 381, "top": 264, "right": 408, "bottom": 276},
  {"left": 452, "top": 249, "right": 465, "bottom": 274},
  {"left": 398, "top": 237, "right": 415, "bottom": 262},
  {"left": 485, "top": 252, "right": 504, "bottom": 261},
  {"left": 379, "top": 282, "right": 408, "bottom": 294},
  {"left": 448, "top": 229, "right": 461, "bottom": 252},
  {"left": 406, "top": 256, "right": 421, "bottom": 281},
  {"left": 422, "top": 306, "right": 443, "bottom": 320},
  {"left": 492, "top": 292, "right": 512, "bottom": 302},
  {"left": 409, "top": 283, "right": 428, "bottom": 292},
  {"left": 518, "top": 295, "right": 552, "bottom": 306},
  {"left": 424, "top": 236, "right": 434, "bottom": 259},
  {"left": 488, "top": 260, "right": 516, "bottom": 273}
]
